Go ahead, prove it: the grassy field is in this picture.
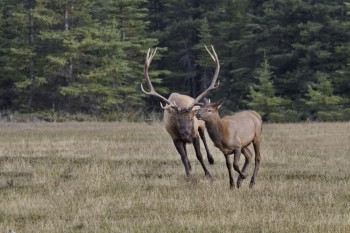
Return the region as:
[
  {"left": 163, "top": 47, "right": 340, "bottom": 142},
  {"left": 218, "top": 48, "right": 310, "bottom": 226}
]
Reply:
[{"left": 0, "top": 121, "right": 349, "bottom": 233}]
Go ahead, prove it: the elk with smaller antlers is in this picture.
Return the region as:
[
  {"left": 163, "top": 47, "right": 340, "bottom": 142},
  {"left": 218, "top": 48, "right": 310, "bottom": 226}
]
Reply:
[
  {"left": 141, "top": 46, "right": 220, "bottom": 179},
  {"left": 196, "top": 98, "right": 262, "bottom": 189}
]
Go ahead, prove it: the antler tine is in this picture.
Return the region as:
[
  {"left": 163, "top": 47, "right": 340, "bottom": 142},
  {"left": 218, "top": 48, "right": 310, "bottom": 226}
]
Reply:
[
  {"left": 187, "top": 45, "right": 220, "bottom": 110},
  {"left": 204, "top": 45, "right": 215, "bottom": 62},
  {"left": 160, "top": 102, "right": 170, "bottom": 110},
  {"left": 160, "top": 101, "right": 178, "bottom": 110},
  {"left": 147, "top": 48, "right": 157, "bottom": 65},
  {"left": 141, "top": 47, "right": 174, "bottom": 107}
]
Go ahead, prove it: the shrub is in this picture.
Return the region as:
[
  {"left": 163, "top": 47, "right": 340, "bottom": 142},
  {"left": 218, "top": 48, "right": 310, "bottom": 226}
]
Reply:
[{"left": 283, "top": 110, "right": 300, "bottom": 122}]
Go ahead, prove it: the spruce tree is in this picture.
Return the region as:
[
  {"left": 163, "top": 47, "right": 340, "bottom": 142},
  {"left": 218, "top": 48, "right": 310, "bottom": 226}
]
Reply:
[
  {"left": 194, "top": 18, "right": 214, "bottom": 99},
  {"left": 105, "top": 0, "right": 158, "bottom": 111},
  {"left": 335, "top": 2, "right": 350, "bottom": 104},
  {"left": 305, "top": 73, "right": 343, "bottom": 121},
  {"left": 215, "top": 0, "right": 253, "bottom": 111},
  {"left": 246, "top": 54, "right": 283, "bottom": 121},
  {"left": 0, "top": 0, "right": 51, "bottom": 111},
  {"left": 238, "top": 0, "right": 349, "bottom": 115}
]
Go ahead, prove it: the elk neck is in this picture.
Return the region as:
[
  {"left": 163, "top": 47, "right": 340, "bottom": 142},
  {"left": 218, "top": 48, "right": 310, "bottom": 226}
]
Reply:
[{"left": 204, "top": 114, "right": 224, "bottom": 145}]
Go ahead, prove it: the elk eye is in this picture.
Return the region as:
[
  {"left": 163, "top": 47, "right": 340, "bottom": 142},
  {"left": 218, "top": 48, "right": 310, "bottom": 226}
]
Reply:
[{"left": 208, "top": 109, "right": 212, "bottom": 113}]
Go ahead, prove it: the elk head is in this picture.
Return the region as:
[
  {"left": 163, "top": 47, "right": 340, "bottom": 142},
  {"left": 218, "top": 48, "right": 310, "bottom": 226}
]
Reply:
[
  {"left": 167, "top": 105, "right": 201, "bottom": 142},
  {"left": 196, "top": 98, "right": 225, "bottom": 122},
  {"left": 141, "top": 45, "right": 220, "bottom": 142}
]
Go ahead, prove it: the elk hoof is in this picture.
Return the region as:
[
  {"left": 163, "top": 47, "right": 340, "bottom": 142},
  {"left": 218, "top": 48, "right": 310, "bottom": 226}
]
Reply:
[
  {"left": 208, "top": 155, "right": 214, "bottom": 165},
  {"left": 205, "top": 173, "right": 214, "bottom": 182},
  {"left": 237, "top": 177, "right": 243, "bottom": 188},
  {"left": 249, "top": 180, "right": 255, "bottom": 188}
]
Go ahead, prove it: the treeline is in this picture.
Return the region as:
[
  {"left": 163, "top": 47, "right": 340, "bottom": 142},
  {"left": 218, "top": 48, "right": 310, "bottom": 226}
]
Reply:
[{"left": 0, "top": 0, "right": 349, "bottom": 122}]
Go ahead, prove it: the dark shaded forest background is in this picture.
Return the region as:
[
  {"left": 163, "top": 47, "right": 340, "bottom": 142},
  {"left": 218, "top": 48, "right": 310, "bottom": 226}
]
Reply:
[{"left": 0, "top": 0, "right": 349, "bottom": 122}]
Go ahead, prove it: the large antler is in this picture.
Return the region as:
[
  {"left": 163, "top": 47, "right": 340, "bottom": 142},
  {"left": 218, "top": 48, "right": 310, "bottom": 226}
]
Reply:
[
  {"left": 141, "top": 48, "right": 174, "bottom": 109},
  {"left": 187, "top": 45, "right": 220, "bottom": 110}
]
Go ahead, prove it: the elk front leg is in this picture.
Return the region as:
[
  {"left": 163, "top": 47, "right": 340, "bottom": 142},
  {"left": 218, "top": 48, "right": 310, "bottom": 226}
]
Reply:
[
  {"left": 224, "top": 154, "right": 235, "bottom": 189},
  {"left": 237, "top": 147, "right": 253, "bottom": 188},
  {"left": 193, "top": 136, "right": 212, "bottom": 179},
  {"left": 233, "top": 148, "right": 248, "bottom": 180},
  {"left": 250, "top": 140, "right": 261, "bottom": 188},
  {"left": 198, "top": 128, "right": 214, "bottom": 164},
  {"left": 183, "top": 142, "right": 191, "bottom": 171},
  {"left": 173, "top": 140, "right": 191, "bottom": 177}
]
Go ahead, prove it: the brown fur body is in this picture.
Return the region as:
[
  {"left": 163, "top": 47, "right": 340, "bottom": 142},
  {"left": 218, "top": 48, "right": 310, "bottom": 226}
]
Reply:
[
  {"left": 141, "top": 46, "right": 220, "bottom": 179},
  {"left": 163, "top": 93, "right": 214, "bottom": 178},
  {"left": 197, "top": 101, "right": 262, "bottom": 189}
]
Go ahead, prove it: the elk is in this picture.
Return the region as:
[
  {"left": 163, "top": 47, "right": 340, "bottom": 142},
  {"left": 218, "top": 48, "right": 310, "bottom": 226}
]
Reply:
[
  {"left": 141, "top": 46, "right": 220, "bottom": 179},
  {"left": 196, "top": 98, "right": 262, "bottom": 189}
]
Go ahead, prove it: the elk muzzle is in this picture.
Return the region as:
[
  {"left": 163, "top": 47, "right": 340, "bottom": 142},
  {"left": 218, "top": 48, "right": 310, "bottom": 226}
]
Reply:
[
  {"left": 176, "top": 118, "right": 194, "bottom": 142},
  {"left": 178, "top": 125, "right": 193, "bottom": 142}
]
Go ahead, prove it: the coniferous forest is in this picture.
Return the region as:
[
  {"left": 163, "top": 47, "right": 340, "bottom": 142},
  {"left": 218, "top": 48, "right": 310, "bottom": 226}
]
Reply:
[{"left": 0, "top": 0, "right": 349, "bottom": 122}]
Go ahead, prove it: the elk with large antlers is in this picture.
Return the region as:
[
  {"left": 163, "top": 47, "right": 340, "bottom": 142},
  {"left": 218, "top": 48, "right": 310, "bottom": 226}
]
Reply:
[
  {"left": 196, "top": 98, "right": 262, "bottom": 189},
  {"left": 141, "top": 46, "right": 220, "bottom": 179}
]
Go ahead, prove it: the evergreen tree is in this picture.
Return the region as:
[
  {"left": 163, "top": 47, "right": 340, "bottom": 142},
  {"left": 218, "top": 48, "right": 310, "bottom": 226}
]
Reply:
[
  {"left": 246, "top": 54, "right": 283, "bottom": 121},
  {"left": 194, "top": 18, "right": 214, "bottom": 98},
  {"left": 105, "top": 0, "right": 158, "bottom": 111},
  {"left": 239, "top": 0, "right": 349, "bottom": 113},
  {"left": 0, "top": 0, "right": 17, "bottom": 109},
  {"left": 215, "top": 0, "right": 253, "bottom": 111},
  {"left": 0, "top": 0, "right": 49, "bottom": 110},
  {"left": 37, "top": 0, "right": 116, "bottom": 114},
  {"left": 153, "top": 1, "right": 224, "bottom": 98},
  {"left": 0, "top": 0, "right": 349, "bottom": 120},
  {"left": 334, "top": 1, "right": 350, "bottom": 104},
  {"left": 156, "top": 0, "right": 201, "bottom": 97},
  {"left": 40, "top": 0, "right": 156, "bottom": 114},
  {"left": 304, "top": 73, "right": 344, "bottom": 121}
]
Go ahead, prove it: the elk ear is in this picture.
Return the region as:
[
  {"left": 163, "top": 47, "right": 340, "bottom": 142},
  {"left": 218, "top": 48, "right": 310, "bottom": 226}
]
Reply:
[
  {"left": 203, "top": 98, "right": 210, "bottom": 105},
  {"left": 215, "top": 97, "right": 226, "bottom": 109},
  {"left": 191, "top": 105, "right": 201, "bottom": 116}
]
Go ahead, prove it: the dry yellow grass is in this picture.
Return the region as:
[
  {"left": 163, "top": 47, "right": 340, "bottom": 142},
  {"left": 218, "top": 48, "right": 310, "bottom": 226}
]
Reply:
[{"left": 0, "top": 121, "right": 349, "bottom": 232}]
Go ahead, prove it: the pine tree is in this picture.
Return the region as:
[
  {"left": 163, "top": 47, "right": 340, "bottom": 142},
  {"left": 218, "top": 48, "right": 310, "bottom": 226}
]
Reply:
[
  {"left": 246, "top": 54, "right": 283, "bottom": 121},
  {"left": 0, "top": 0, "right": 349, "bottom": 120},
  {"left": 39, "top": 0, "right": 157, "bottom": 114},
  {"left": 153, "top": 1, "right": 224, "bottom": 98},
  {"left": 215, "top": 0, "right": 253, "bottom": 111},
  {"left": 105, "top": 0, "right": 158, "bottom": 111},
  {"left": 334, "top": 2, "right": 350, "bottom": 104},
  {"left": 37, "top": 0, "right": 116, "bottom": 114},
  {"left": 194, "top": 18, "right": 214, "bottom": 99},
  {"left": 238, "top": 0, "right": 349, "bottom": 114},
  {"left": 305, "top": 73, "right": 344, "bottom": 121},
  {"left": 0, "top": 0, "right": 50, "bottom": 111}
]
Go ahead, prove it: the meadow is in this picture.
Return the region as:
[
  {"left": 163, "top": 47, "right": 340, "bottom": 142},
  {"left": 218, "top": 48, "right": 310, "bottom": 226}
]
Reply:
[{"left": 0, "top": 121, "right": 349, "bottom": 233}]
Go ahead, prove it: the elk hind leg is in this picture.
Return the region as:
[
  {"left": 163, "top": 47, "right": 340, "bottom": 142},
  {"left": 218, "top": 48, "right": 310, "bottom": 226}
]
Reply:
[
  {"left": 233, "top": 148, "right": 248, "bottom": 180},
  {"left": 250, "top": 140, "right": 261, "bottom": 188},
  {"left": 237, "top": 147, "right": 253, "bottom": 188},
  {"left": 225, "top": 154, "right": 235, "bottom": 189},
  {"left": 198, "top": 128, "right": 214, "bottom": 164}
]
